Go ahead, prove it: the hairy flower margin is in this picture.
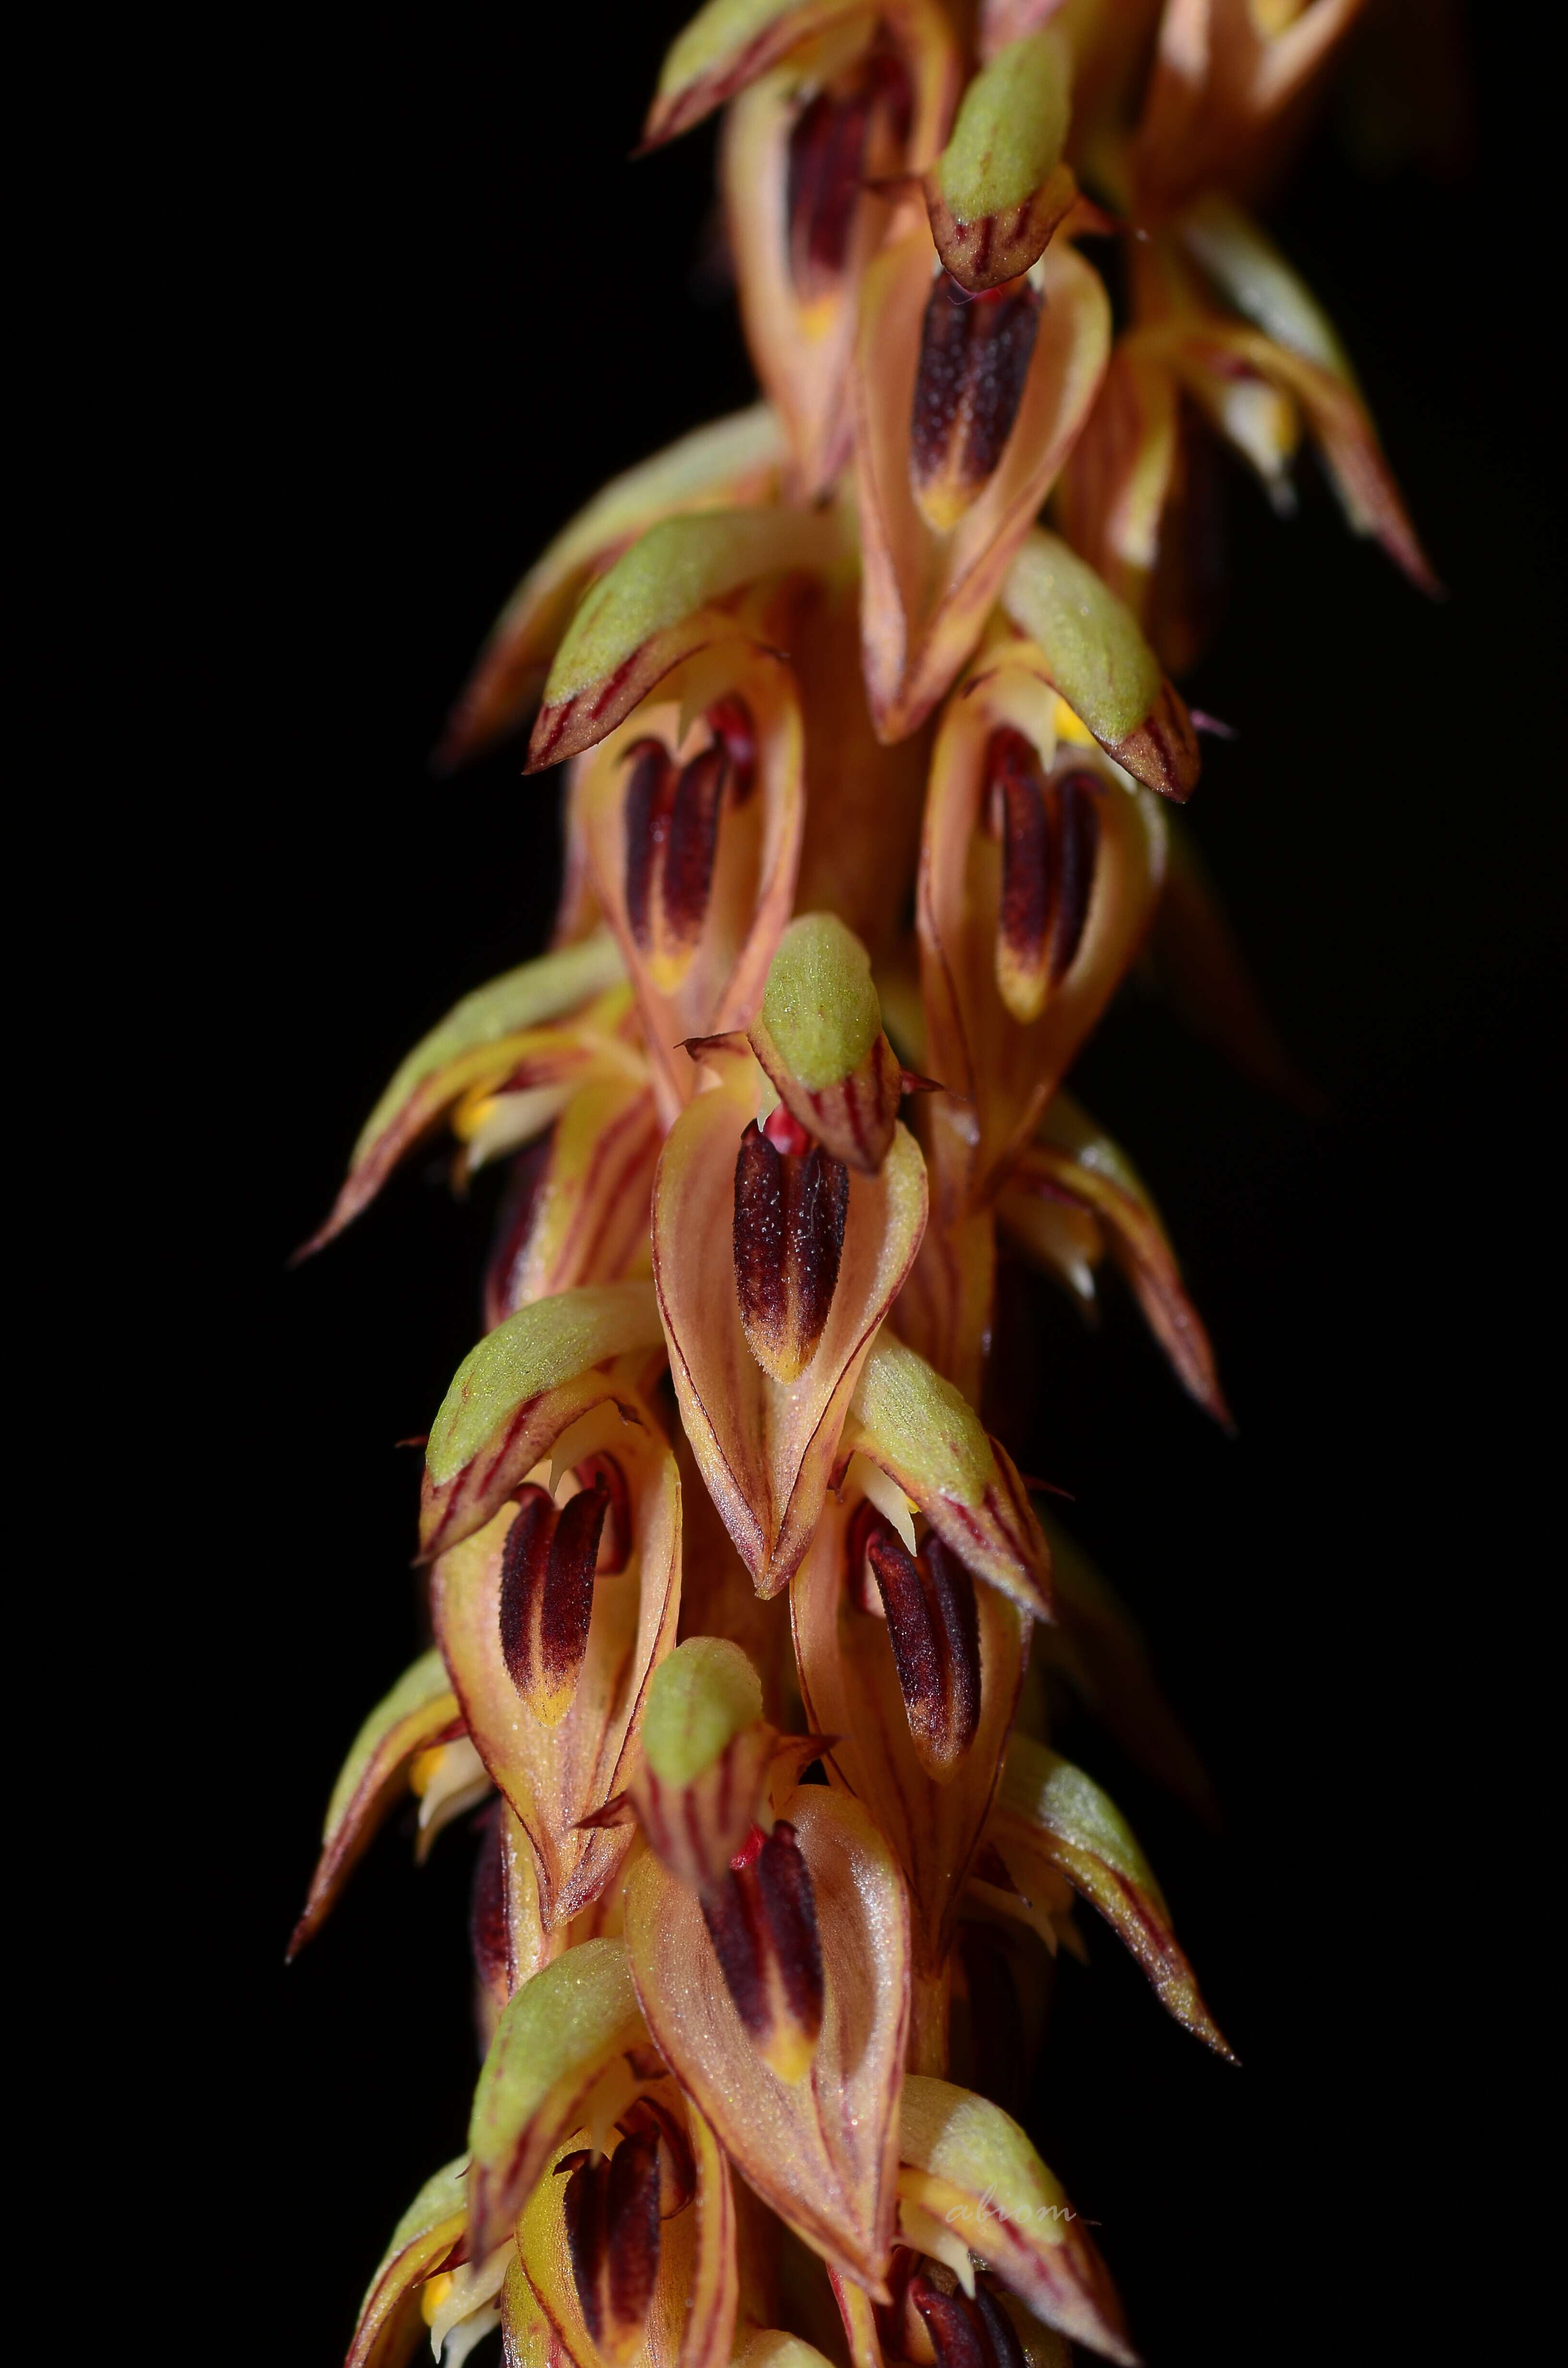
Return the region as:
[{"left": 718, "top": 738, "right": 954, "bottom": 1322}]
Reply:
[{"left": 295, "top": 5, "right": 1435, "bottom": 2364}]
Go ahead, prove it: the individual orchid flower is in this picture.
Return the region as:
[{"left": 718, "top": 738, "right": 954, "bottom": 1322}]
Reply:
[
  {"left": 852, "top": 213, "right": 1110, "bottom": 743},
  {"left": 644, "top": 0, "right": 959, "bottom": 498},
  {"left": 652, "top": 946, "right": 928, "bottom": 1596},
  {"left": 997, "top": 1088, "right": 1231, "bottom": 1425},
  {"left": 303, "top": 10, "right": 1446, "bottom": 2362},
  {"left": 978, "top": 1731, "right": 1234, "bottom": 2058},
  {"left": 1056, "top": 191, "right": 1437, "bottom": 675}
]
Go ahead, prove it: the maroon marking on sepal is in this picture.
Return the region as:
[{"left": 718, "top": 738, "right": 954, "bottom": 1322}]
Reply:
[
  {"left": 496, "top": 1480, "right": 610, "bottom": 1710},
  {"left": 898, "top": 1068, "right": 943, "bottom": 1095},
  {"left": 705, "top": 694, "right": 757, "bottom": 803},
  {"left": 623, "top": 739, "right": 678, "bottom": 951},
  {"left": 911, "top": 275, "right": 1042, "bottom": 510},
  {"left": 469, "top": 1804, "right": 509, "bottom": 2004},
  {"left": 911, "top": 2278, "right": 991, "bottom": 2368},
  {"left": 785, "top": 47, "right": 911, "bottom": 305},
  {"left": 989, "top": 725, "right": 1052, "bottom": 988},
  {"left": 563, "top": 2134, "right": 663, "bottom": 2351},
  {"left": 617, "top": 2094, "right": 697, "bottom": 2220},
  {"left": 754, "top": 1820, "right": 825, "bottom": 2044},
  {"left": 663, "top": 742, "right": 728, "bottom": 945},
  {"left": 1049, "top": 768, "right": 1102, "bottom": 983},
  {"left": 574, "top": 1790, "right": 636, "bottom": 1831},
  {"left": 855, "top": 1510, "right": 983, "bottom": 1770},
  {"left": 733, "top": 1121, "right": 849, "bottom": 1380}
]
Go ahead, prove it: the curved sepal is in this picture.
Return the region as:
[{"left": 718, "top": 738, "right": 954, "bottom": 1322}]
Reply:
[
  {"left": 652, "top": 1056, "right": 928, "bottom": 1596},
  {"left": 483, "top": 1076, "right": 661, "bottom": 1325},
  {"left": 419, "top": 1281, "right": 665, "bottom": 1561},
  {"left": 918, "top": 660, "right": 1167, "bottom": 1207},
  {"left": 646, "top": 0, "right": 954, "bottom": 154},
  {"left": 842, "top": 1329, "right": 1051, "bottom": 1617},
  {"left": 854, "top": 230, "right": 1110, "bottom": 742},
  {"left": 345, "top": 2158, "right": 468, "bottom": 2368},
  {"left": 467, "top": 1938, "right": 648, "bottom": 2257},
  {"left": 898, "top": 2077, "right": 1135, "bottom": 2362},
  {"left": 289, "top": 1651, "right": 461, "bottom": 1957},
  {"left": 626, "top": 1785, "right": 910, "bottom": 2297},
  {"left": 301, "top": 933, "right": 625, "bottom": 1255},
  {"left": 990, "top": 1735, "right": 1234, "bottom": 2058},
  {"left": 432, "top": 1434, "right": 680, "bottom": 1925},
  {"left": 923, "top": 29, "right": 1076, "bottom": 294},
  {"left": 527, "top": 510, "right": 840, "bottom": 771},
  {"left": 439, "top": 407, "right": 787, "bottom": 768},
  {"left": 1000, "top": 531, "right": 1200, "bottom": 800},
  {"left": 1133, "top": 0, "right": 1369, "bottom": 217},
  {"left": 999, "top": 1093, "right": 1230, "bottom": 1425}
]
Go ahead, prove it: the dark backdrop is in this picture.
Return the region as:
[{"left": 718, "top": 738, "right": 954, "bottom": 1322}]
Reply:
[{"left": 169, "top": 7, "right": 1555, "bottom": 2361}]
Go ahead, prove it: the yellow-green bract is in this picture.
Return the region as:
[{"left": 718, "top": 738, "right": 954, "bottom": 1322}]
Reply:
[
  {"left": 760, "top": 913, "right": 883, "bottom": 1092},
  {"left": 936, "top": 29, "right": 1070, "bottom": 223},
  {"left": 642, "top": 1637, "right": 765, "bottom": 1786},
  {"left": 426, "top": 1281, "right": 662, "bottom": 1486},
  {"left": 1003, "top": 531, "right": 1163, "bottom": 746}
]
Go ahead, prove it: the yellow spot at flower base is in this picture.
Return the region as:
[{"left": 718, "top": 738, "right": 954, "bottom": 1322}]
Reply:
[{"left": 420, "top": 2272, "right": 454, "bottom": 2326}]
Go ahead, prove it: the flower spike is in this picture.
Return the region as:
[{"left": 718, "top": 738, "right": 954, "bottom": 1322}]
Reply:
[{"left": 304, "top": 9, "right": 1438, "bottom": 2355}]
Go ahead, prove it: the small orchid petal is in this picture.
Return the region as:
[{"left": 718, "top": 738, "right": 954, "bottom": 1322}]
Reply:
[
  {"left": 571, "top": 640, "right": 806, "bottom": 1124},
  {"left": 433, "top": 1436, "right": 681, "bottom": 1928},
  {"left": 1000, "top": 1092, "right": 1230, "bottom": 1425},
  {"left": 898, "top": 2078, "right": 1136, "bottom": 2362},
  {"left": 990, "top": 1735, "right": 1235, "bottom": 2057},
  {"left": 289, "top": 1650, "right": 461, "bottom": 1957},
  {"left": 792, "top": 1486, "right": 1029, "bottom": 1992},
  {"left": 855, "top": 231, "right": 1110, "bottom": 743},
  {"left": 300, "top": 933, "right": 625, "bottom": 1256},
  {"left": 918, "top": 659, "right": 1168, "bottom": 1205}
]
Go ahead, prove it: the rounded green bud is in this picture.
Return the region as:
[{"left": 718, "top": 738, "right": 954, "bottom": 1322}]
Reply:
[
  {"left": 760, "top": 913, "right": 882, "bottom": 1094},
  {"left": 641, "top": 1636, "right": 764, "bottom": 1787}
]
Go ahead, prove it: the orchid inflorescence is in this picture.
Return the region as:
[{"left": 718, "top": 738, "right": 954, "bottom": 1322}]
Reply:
[{"left": 294, "top": 4, "right": 1433, "bottom": 2363}]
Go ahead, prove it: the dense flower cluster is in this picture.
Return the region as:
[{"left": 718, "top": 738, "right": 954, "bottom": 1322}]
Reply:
[{"left": 294, "top": 5, "right": 1430, "bottom": 2363}]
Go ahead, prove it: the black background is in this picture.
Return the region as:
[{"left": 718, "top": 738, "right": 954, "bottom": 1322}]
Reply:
[{"left": 150, "top": 6, "right": 1556, "bottom": 2362}]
